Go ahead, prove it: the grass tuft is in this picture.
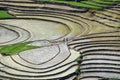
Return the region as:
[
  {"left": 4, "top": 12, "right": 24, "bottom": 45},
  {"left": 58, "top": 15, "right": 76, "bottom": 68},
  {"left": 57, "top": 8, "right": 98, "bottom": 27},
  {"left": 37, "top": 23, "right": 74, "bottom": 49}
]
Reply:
[
  {"left": 0, "top": 42, "right": 40, "bottom": 56},
  {"left": 0, "top": 10, "right": 13, "bottom": 19}
]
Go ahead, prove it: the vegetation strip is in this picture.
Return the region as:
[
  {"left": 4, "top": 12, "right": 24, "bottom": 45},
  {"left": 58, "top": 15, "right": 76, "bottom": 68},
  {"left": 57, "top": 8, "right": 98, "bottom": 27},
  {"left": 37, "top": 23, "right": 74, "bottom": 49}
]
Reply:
[
  {"left": 0, "top": 42, "right": 39, "bottom": 56},
  {"left": 36, "top": 0, "right": 120, "bottom": 9},
  {"left": 0, "top": 10, "right": 13, "bottom": 18}
]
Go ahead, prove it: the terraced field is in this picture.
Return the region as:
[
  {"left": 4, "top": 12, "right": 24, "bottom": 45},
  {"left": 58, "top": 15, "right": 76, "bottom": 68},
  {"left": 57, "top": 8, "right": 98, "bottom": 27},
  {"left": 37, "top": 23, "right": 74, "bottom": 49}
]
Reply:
[{"left": 0, "top": 0, "right": 120, "bottom": 80}]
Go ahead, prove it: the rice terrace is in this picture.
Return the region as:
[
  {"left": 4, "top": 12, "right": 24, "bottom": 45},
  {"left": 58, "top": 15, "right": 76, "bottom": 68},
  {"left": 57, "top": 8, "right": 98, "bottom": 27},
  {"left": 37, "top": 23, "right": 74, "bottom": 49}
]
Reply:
[{"left": 0, "top": 0, "right": 120, "bottom": 80}]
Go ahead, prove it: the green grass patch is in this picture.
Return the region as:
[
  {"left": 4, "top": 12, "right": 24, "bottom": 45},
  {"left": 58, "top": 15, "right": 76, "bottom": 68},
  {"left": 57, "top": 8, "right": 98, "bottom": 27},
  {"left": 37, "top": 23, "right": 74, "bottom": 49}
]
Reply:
[
  {"left": 80, "top": 1, "right": 107, "bottom": 7},
  {"left": 66, "top": 1, "right": 101, "bottom": 9},
  {"left": 93, "top": 0, "right": 120, "bottom": 4},
  {"left": 0, "top": 10, "right": 13, "bottom": 19},
  {"left": 37, "top": 0, "right": 120, "bottom": 9},
  {"left": 109, "top": 78, "right": 120, "bottom": 80},
  {"left": 0, "top": 42, "right": 40, "bottom": 56}
]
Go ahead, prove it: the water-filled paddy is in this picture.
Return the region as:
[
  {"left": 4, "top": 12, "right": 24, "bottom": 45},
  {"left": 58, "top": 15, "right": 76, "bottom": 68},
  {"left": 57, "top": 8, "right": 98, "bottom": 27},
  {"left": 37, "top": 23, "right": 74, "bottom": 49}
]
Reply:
[
  {"left": 0, "top": 19, "right": 71, "bottom": 45},
  {"left": 0, "top": 26, "right": 18, "bottom": 44}
]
